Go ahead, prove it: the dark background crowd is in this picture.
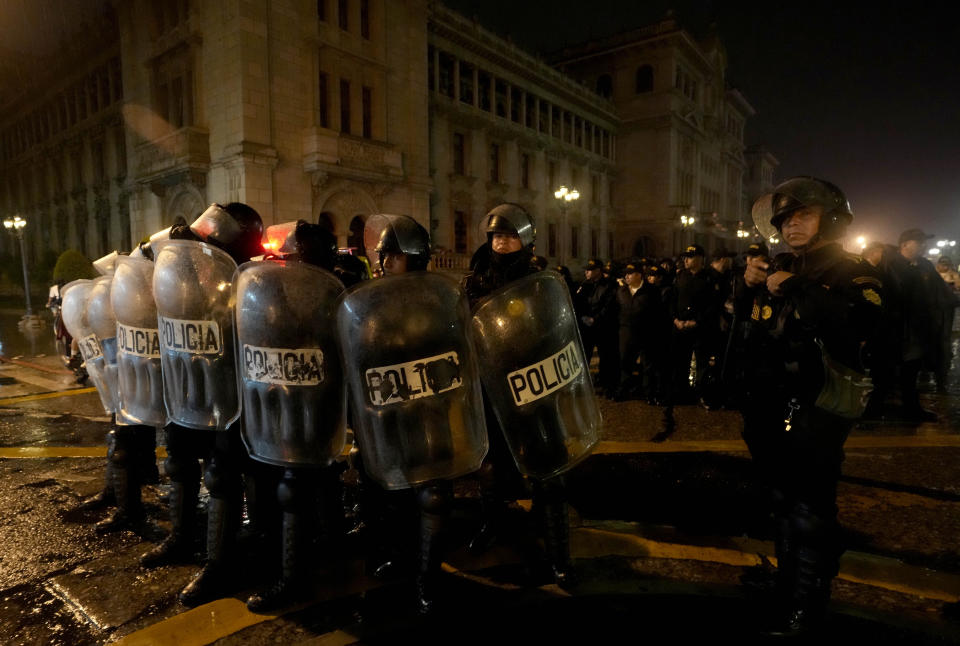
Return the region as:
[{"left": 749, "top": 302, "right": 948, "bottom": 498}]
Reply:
[{"left": 552, "top": 227, "right": 959, "bottom": 423}]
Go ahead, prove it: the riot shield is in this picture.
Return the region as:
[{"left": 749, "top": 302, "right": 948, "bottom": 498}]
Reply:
[
  {"left": 471, "top": 272, "right": 600, "bottom": 479},
  {"left": 112, "top": 256, "right": 167, "bottom": 427},
  {"left": 152, "top": 239, "right": 240, "bottom": 430},
  {"left": 61, "top": 279, "right": 114, "bottom": 414},
  {"left": 85, "top": 276, "right": 120, "bottom": 414},
  {"left": 235, "top": 260, "right": 346, "bottom": 467},
  {"left": 337, "top": 272, "right": 486, "bottom": 490}
]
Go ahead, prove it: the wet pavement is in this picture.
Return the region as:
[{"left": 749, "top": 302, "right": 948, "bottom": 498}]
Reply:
[{"left": 1, "top": 306, "right": 959, "bottom": 644}]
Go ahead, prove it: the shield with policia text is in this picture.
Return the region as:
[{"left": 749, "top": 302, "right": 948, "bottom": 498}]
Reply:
[
  {"left": 84, "top": 275, "right": 121, "bottom": 416},
  {"left": 152, "top": 239, "right": 240, "bottom": 430},
  {"left": 471, "top": 271, "right": 600, "bottom": 479},
  {"left": 61, "top": 279, "right": 115, "bottom": 414},
  {"left": 112, "top": 255, "right": 167, "bottom": 427},
  {"left": 336, "top": 272, "right": 487, "bottom": 490},
  {"left": 234, "top": 260, "right": 346, "bottom": 466}
]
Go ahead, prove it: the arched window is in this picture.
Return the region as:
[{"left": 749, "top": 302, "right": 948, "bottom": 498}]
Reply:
[
  {"left": 454, "top": 210, "right": 468, "bottom": 253},
  {"left": 595, "top": 74, "right": 613, "bottom": 99},
  {"left": 635, "top": 65, "right": 654, "bottom": 94}
]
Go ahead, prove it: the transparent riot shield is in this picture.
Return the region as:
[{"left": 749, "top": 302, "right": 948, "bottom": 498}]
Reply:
[
  {"left": 61, "top": 279, "right": 113, "bottom": 414},
  {"left": 471, "top": 272, "right": 600, "bottom": 479},
  {"left": 235, "top": 260, "right": 346, "bottom": 467},
  {"left": 112, "top": 256, "right": 167, "bottom": 427},
  {"left": 152, "top": 239, "right": 240, "bottom": 430},
  {"left": 337, "top": 272, "right": 487, "bottom": 490},
  {"left": 85, "top": 276, "right": 120, "bottom": 414}
]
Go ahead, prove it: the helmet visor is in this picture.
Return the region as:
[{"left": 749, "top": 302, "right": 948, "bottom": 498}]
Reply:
[{"left": 364, "top": 214, "right": 430, "bottom": 257}]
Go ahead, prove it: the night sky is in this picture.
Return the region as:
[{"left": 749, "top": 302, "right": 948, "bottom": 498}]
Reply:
[{"left": 444, "top": 0, "right": 960, "bottom": 251}]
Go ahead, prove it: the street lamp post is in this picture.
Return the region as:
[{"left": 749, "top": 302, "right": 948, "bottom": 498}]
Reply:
[
  {"left": 554, "top": 185, "right": 580, "bottom": 264},
  {"left": 679, "top": 213, "right": 696, "bottom": 251},
  {"left": 736, "top": 222, "right": 750, "bottom": 252},
  {"left": 3, "top": 214, "right": 41, "bottom": 328}
]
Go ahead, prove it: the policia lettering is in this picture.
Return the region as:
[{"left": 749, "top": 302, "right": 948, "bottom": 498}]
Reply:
[
  {"left": 117, "top": 323, "right": 161, "bottom": 358},
  {"left": 507, "top": 341, "right": 583, "bottom": 406},
  {"left": 243, "top": 345, "right": 324, "bottom": 386},
  {"left": 158, "top": 317, "right": 222, "bottom": 355},
  {"left": 78, "top": 334, "right": 104, "bottom": 362},
  {"left": 365, "top": 351, "right": 462, "bottom": 406}
]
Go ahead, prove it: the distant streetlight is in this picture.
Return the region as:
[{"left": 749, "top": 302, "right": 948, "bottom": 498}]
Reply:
[
  {"left": 769, "top": 235, "right": 780, "bottom": 245},
  {"left": 3, "top": 214, "right": 41, "bottom": 328},
  {"left": 554, "top": 185, "right": 580, "bottom": 263},
  {"left": 929, "top": 248, "right": 941, "bottom": 256},
  {"left": 856, "top": 235, "right": 867, "bottom": 250}
]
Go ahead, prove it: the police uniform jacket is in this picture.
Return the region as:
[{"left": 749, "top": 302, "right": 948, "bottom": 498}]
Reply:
[
  {"left": 575, "top": 276, "right": 619, "bottom": 330},
  {"left": 733, "top": 242, "right": 883, "bottom": 406},
  {"left": 670, "top": 267, "right": 718, "bottom": 328},
  {"left": 617, "top": 282, "right": 667, "bottom": 342}
]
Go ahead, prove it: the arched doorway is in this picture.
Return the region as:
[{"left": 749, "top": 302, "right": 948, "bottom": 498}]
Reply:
[
  {"left": 317, "top": 211, "right": 335, "bottom": 233},
  {"left": 347, "top": 215, "right": 366, "bottom": 256}
]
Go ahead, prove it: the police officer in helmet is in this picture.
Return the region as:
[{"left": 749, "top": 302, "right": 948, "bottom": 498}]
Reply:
[{"left": 736, "top": 177, "right": 883, "bottom": 636}]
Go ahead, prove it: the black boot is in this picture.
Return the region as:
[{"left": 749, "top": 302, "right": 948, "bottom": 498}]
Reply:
[
  {"left": 140, "top": 480, "right": 198, "bottom": 567},
  {"left": 179, "top": 446, "right": 242, "bottom": 608},
  {"left": 96, "top": 428, "right": 145, "bottom": 534},
  {"left": 247, "top": 468, "right": 315, "bottom": 612},
  {"left": 179, "top": 497, "right": 237, "bottom": 607},
  {"left": 468, "top": 461, "right": 506, "bottom": 554},
  {"left": 536, "top": 478, "right": 575, "bottom": 587},
  {"left": 416, "top": 482, "right": 451, "bottom": 614},
  {"left": 78, "top": 430, "right": 116, "bottom": 512}
]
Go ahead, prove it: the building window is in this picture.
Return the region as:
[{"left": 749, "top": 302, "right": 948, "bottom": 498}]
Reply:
[
  {"left": 452, "top": 132, "right": 465, "bottom": 175},
  {"left": 489, "top": 143, "right": 500, "bottom": 183},
  {"left": 494, "top": 80, "right": 507, "bottom": 118},
  {"left": 318, "top": 0, "right": 326, "bottom": 21},
  {"left": 525, "top": 94, "right": 536, "bottom": 129},
  {"left": 438, "top": 53, "right": 454, "bottom": 99},
  {"left": 338, "top": 0, "right": 349, "bottom": 30},
  {"left": 548, "top": 223, "right": 557, "bottom": 257},
  {"left": 459, "top": 62, "right": 474, "bottom": 105},
  {"left": 361, "top": 86, "right": 372, "bottom": 138},
  {"left": 548, "top": 160, "right": 556, "bottom": 190},
  {"left": 340, "top": 79, "right": 351, "bottom": 133},
  {"left": 574, "top": 116, "right": 582, "bottom": 148},
  {"left": 570, "top": 225, "right": 579, "bottom": 259},
  {"left": 454, "top": 211, "right": 467, "bottom": 253},
  {"left": 154, "top": 50, "right": 194, "bottom": 130},
  {"left": 636, "top": 65, "right": 654, "bottom": 93},
  {"left": 478, "top": 71, "right": 491, "bottom": 111},
  {"left": 360, "top": 0, "right": 370, "bottom": 38},
  {"left": 510, "top": 87, "right": 521, "bottom": 123},
  {"left": 520, "top": 153, "right": 530, "bottom": 188},
  {"left": 318, "top": 72, "right": 329, "bottom": 127},
  {"left": 596, "top": 74, "right": 612, "bottom": 99}
]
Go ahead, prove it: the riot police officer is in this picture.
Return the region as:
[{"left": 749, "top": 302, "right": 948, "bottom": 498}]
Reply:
[
  {"left": 465, "top": 203, "right": 600, "bottom": 587},
  {"left": 736, "top": 177, "right": 882, "bottom": 635},
  {"left": 235, "top": 220, "right": 348, "bottom": 611},
  {"left": 575, "top": 258, "right": 620, "bottom": 398},
  {"left": 338, "top": 214, "right": 487, "bottom": 613},
  {"left": 140, "top": 203, "right": 265, "bottom": 608}
]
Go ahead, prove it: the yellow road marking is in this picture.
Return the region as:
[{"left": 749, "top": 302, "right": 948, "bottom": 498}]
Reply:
[
  {"left": 0, "top": 387, "right": 96, "bottom": 406},
  {"left": 0, "top": 446, "right": 169, "bottom": 459},
  {"left": 113, "top": 598, "right": 278, "bottom": 646}
]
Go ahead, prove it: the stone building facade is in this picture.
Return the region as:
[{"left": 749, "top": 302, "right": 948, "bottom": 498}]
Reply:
[
  {"left": 0, "top": 12, "right": 129, "bottom": 266},
  {"left": 1, "top": 2, "right": 771, "bottom": 272},
  {"left": 553, "top": 17, "right": 758, "bottom": 258},
  {"left": 427, "top": 4, "right": 618, "bottom": 268}
]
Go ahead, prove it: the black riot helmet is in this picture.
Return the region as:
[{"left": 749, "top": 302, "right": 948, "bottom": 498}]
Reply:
[
  {"left": 364, "top": 214, "right": 431, "bottom": 272},
  {"left": 188, "top": 202, "right": 264, "bottom": 263},
  {"left": 484, "top": 203, "right": 536, "bottom": 249},
  {"left": 752, "top": 176, "right": 853, "bottom": 243},
  {"left": 295, "top": 220, "right": 338, "bottom": 270}
]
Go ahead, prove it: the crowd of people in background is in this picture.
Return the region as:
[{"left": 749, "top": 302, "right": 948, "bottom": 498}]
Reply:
[{"left": 547, "top": 226, "right": 959, "bottom": 423}]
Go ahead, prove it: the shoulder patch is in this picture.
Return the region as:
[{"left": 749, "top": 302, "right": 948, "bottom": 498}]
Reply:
[
  {"left": 853, "top": 276, "right": 882, "bottom": 287},
  {"left": 761, "top": 305, "right": 773, "bottom": 320},
  {"left": 863, "top": 288, "right": 882, "bottom": 306}
]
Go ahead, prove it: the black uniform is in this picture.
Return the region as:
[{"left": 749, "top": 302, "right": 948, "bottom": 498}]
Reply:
[
  {"left": 575, "top": 276, "right": 620, "bottom": 395},
  {"left": 668, "top": 266, "right": 718, "bottom": 400},
  {"left": 733, "top": 242, "right": 882, "bottom": 624},
  {"left": 615, "top": 281, "right": 666, "bottom": 400}
]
